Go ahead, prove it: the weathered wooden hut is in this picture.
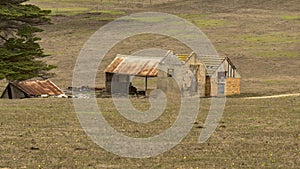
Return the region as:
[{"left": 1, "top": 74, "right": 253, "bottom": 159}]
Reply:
[
  {"left": 0, "top": 80, "right": 64, "bottom": 99},
  {"left": 105, "top": 51, "right": 240, "bottom": 97},
  {"left": 200, "top": 55, "right": 241, "bottom": 96}
]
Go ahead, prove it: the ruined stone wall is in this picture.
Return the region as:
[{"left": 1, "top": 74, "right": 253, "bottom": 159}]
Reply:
[{"left": 225, "top": 78, "right": 241, "bottom": 95}]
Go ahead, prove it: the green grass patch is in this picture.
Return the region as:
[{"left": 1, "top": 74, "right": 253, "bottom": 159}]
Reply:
[
  {"left": 178, "top": 14, "right": 226, "bottom": 27},
  {"left": 178, "top": 13, "right": 207, "bottom": 20},
  {"left": 281, "top": 15, "right": 300, "bottom": 20},
  {"left": 192, "top": 19, "right": 226, "bottom": 27},
  {"left": 126, "top": 16, "right": 170, "bottom": 23},
  {"left": 96, "top": 10, "right": 125, "bottom": 15},
  {"left": 43, "top": 7, "right": 91, "bottom": 16},
  {"left": 257, "top": 50, "right": 299, "bottom": 58},
  {"left": 263, "top": 79, "right": 285, "bottom": 85},
  {"left": 241, "top": 33, "right": 300, "bottom": 43}
]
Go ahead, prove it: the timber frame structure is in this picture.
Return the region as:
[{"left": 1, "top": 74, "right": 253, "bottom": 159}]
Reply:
[{"left": 104, "top": 51, "right": 241, "bottom": 97}]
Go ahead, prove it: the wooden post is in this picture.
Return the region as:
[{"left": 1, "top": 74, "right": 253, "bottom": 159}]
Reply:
[
  {"left": 145, "top": 76, "right": 148, "bottom": 92},
  {"left": 233, "top": 68, "right": 235, "bottom": 78},
  {"left": 227, "top": 62, "right": 230, "bottom": 77}
]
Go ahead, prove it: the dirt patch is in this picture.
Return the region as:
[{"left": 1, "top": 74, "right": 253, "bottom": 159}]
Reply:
[{"left": 245, "top": 93, "right": 300, "bottom": 99}]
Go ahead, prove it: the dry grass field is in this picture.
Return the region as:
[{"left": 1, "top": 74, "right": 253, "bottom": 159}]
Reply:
[
  {"left": 0, "top": 0, "right": 299, "bottom": 168},
  {"left": 0, "top": 97, "right": 299, "bottom": 168}
]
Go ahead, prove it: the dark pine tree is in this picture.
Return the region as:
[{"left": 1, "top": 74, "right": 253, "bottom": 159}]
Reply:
[{"left": 0, "top": 0, "right": 56, "bottom": 81}]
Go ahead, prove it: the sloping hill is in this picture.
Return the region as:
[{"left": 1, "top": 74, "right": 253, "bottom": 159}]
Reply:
[
  {"left": 151, "top": 0, "right": 300, "bottom": 12},
  {"left": 1, "top": 0, "right": 298, "bottom": 96}
]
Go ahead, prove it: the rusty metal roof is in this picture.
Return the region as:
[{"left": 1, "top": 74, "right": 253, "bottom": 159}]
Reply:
[
  {"left": 104, "top": 54, "right": 163, "bottom": 77},
  {"left": 105, "top": 53, "right": 240, "bottom": 78},
  {"left": 12, "top": 80, "right": 64, "bottom": 96}
]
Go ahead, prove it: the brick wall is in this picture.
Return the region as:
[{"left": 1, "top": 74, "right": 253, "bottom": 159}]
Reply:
[{"left": 225, "top": 78, "right": 241, "bottom": 95}]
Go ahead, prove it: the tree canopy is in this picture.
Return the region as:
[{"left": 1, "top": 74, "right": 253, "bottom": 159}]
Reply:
[{"left": 0, "top": 0, "right": 55, "bottom": 81}]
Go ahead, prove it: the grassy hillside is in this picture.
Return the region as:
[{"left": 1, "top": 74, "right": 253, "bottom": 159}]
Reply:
[{"left": 19, "top": 0, "right": 299, "bottom": 96}]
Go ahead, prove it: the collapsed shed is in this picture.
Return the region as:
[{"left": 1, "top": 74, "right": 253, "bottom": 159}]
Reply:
[
  {"left": 104, "top": 54, "right": 162, "bottom": 94},
  {"left": 0, "top": 80, "right": 64, "bottom": 99}
]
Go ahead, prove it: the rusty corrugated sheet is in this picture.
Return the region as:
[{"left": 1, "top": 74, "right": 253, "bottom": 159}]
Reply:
[
  {"left": 13, "top": 80, "right": 63, "bottom": 96},
  {"left": 105, "top": 54, "right": 163, "bottom": 77}
]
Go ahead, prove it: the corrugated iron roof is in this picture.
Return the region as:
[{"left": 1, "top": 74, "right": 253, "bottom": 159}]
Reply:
[
  {"left": 200, "top": 55, "right": 226, "bottom": 76},
  {"left": 12, "top": 80, "right": 64, "bottom": 96},
  {"left": 105, "top": 52, "right": 239, "bottom": 77},
  {"left": 105, "top": 54, "right": 163, "bottom": 77}
]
